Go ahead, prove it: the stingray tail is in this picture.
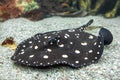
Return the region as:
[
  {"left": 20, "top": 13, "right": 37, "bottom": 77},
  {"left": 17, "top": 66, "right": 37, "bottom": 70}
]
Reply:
[
  {"left": 99, "top": 28, "right": 113, "bottom": 45},
  {"left": 79, "top": 19, "right": 94, "bottom": 31}
]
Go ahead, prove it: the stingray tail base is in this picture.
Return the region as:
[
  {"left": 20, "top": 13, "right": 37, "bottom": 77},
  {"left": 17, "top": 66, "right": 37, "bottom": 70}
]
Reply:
[
  {"left": 80, "top": 19, "right": 93, "bottom": 31},
  {"left": 99, "top": 28, "right": 113, "bottom": 45}
]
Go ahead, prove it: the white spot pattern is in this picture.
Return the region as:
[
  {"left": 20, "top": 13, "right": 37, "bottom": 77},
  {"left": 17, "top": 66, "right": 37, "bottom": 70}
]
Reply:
[
  {"left": 75, "top": 50, "right": 80, "bottom": 54},
  {"left": 59, "top": 44, "right": 64, "bottom": 47},
  {"left": 29, "top": 55, "right": 34, "bottom": 58},
  {"left": 98, "top": 45, "right": 101, "bottom": 48},
  {"left": 89, "top": 35, "right": 94, "bottom": 39},
  {"left": 68, "top": 29, "right": 75, "bottom": 32},
  {"left": 81, "top": 42, "right": 87, "bottom": 46},
  {"left": 21, "top": 49, "right": 24, "bottom": 52},
  {"left": 89, "top": 50, "right": 93, "bottom": 53},
  {"left": 84, "top": 57, "right": 88, "bottom": 60},
  {"left": 21, "top": 52, "right": 24, "bottom": 54},
  {"left": 97, "top": 52, "right": 100, "bottom": 54},
  {"left": 64, "top": 35, "right": 68, "bottom": 39},
  {"left": 75, "top": 61, "right": 79, "bottom": 64},
  {"left": 23, "top": 45, "right": 26, "bottom": 47},
  {"left": 40, "top": 63, "right": 43, "bottom": 65},
  {"left": 44, "top": 36, "right": 48, "bottom": 39},
  {"left": 94, "top": 42, "right": 97, "bottom": 45},
  {"left": 70, "top": 42, "right": 73, "bottom": 44},
  {"left": 29, "top": 41, "right": 32, "bottom": 44},
  {"left": 75, "top": 34, "right": 80, "bottom": 38},
  {"left": 62, "top": 54, "right": 68, "bottom": 58},
  {"left": 43, "top": 55, "right": 49, "bottom": 59},
  {"left": 29, "top": 46, "right": 33, "bottom": 48},
  {"left": 54, "top": 61, "right": 57, "bottom": 63},
  {"left": 65, "top": 34, "right": 70, "bottom": 37},
  {"left": 47, "top": 62, "right": 50, "bottom": 64},
  {"left": 95, "top": 57, "right": 98, "bottom": 59},
  {"left": 34, "top": 46, "right": 38, "bottom": 49},
  {"left": 47, "top": 49, "right": 52, "bottom": 52},
  {"left": 92, "top": 60, "right": 95, "bottom": 63},
  {"left": 38, "top": 40, "right": 41, "bottom": 42},
  {"left": 12, "top": 24, "right": 105, "bottom": 68}
]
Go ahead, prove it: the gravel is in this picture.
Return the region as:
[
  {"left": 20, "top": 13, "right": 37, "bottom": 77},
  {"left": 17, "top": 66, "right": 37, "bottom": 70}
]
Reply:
[{"left": 0, "top": 16, "right": 120, "bottom": 80}]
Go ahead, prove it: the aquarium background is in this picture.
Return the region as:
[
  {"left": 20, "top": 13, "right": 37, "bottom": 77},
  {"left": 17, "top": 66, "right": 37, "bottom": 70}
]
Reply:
[{"left": 0, "top": 0, "right": 120, "bottom": 80}]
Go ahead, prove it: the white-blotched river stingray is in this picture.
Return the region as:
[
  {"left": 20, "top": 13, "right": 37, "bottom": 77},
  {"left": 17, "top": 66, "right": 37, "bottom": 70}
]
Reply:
[{"left": 11, "top": 19, "right": 113, "bottom": 68}]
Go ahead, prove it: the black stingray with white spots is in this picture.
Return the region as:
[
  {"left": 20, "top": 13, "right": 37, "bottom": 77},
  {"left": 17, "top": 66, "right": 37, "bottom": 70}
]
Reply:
[{"left": 11, "top": 19, "right": 113, "bottom": 68}]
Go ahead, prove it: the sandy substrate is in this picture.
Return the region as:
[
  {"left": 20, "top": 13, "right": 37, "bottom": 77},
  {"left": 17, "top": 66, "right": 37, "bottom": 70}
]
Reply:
[{"left": 0, "top": 16, "right": 120, "bottom": 80}]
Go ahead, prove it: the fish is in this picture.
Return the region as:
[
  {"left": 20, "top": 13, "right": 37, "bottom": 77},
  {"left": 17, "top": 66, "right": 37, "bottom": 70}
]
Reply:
[{"left": 11, "top": 19, "right": 113, "bottom": 68}]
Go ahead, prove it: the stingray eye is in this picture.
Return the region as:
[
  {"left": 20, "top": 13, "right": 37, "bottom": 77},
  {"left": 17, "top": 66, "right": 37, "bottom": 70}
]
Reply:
[{"left": 48, "top": 37, "right": 60, "bottom": 45}]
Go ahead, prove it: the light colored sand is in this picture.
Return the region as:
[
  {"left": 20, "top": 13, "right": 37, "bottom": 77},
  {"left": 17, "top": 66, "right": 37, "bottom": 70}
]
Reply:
[{"left": 0, "top": 16, "right": 120, "bottom": 80}]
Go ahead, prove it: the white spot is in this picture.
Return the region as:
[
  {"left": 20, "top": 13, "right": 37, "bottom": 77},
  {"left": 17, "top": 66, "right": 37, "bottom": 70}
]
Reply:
[
  {"left": 81, "top": 42, "right": 87, "bottom": 46},
  {"left": 18, "top": 59, "right": 21, "bottom": 61},
  {"left": 50, "top": 42, "right": 53, "bottom": 45},
  {"left": 63, "top": 61, "right": 67, "bottom": 63},
  {"left": 88, "top": 50, "right": 93, "bottom": 53},
  {"left": 71, "top": 64, "right": 74, "bottom": 66},
  {"left": 100, "top": 42, "right": 102, "bottom": 44},
  {"left": 29, "top": 55, "right": 34, "bottom": 58},
  {"left": 97, "top": 52, "right": 100, "bottom": 54},
  {"left": 62, "top": 54, "right": 68, "bottom": 58},
  {"left": 52, "top": 32, "right": 56, "bottom": 34},
  {"left": 47, "top": 49, "right": 52, "bottom": 52},
  {"left": 84, "top": 57, "right": 88, "bottom": 60},
  {"left": 94, "top": 42, "right": 97, "bottom": 45},
  {"left": 57, "top": 40, "right": 60, "bottom": 43},
  {"left": 65, "top": 34, "right": 70, "bottom": 37},
  {"left": 70, "top": 42, "right": 73, "bottom": 44},
  {"left": 23, "top": 45, "right": 26, "bottom": 47},
  {"left": 29, "top": 41, "right": 32, "bottom": 44},
  {"left": 26, "top": 61, "right": 28, "bottom": 63},
  {"left": 36, "top": 64, "right": 39, "bottom": 66},
  {"left": 83, "top": 63, "right": 86, "bottom": 65},
  {"left": 75, "top": 34, "right": 80, "bottom": 36},
  {"left": 68, "top": 29, "right": 75, "bottom": 32},
  {"left": 34, "top": 46, "right": 38, "bottom": 49},
  {"left": 75, "top": 50, "right": 80, "bottom": 54},
  {"left": 75, "top": 61, "right": 79, "bottom": 64},
  {"left": 44, "top": 36, "right": 48, "bottom": 39},
  {"left": 92, "top": 60, "right": 95, "bottom": 63},
  {"left": 21, "top": 60, "right": 24, "bottom": 63},
  {"left": 47, "top": 62, "right": 50, "bottom": 65},
  {"left": 43, "top": 42, "right": 47, "bottom": 45},
  {"left": 21, "top": 49, "right": 24, "bottom": 52},
  {"left": 75, "top": 34, "right": 80, "bottom": 38},
  {"left": 98, "top": 45, "right": 101, "bottom": 48},
  {"left": 38, "top": 40, "right": 41, "bottom": 42},
  {"left": 40, "top": 63, "right": 43, "bottom": 65},
  {"left": 54, "top": 61, "right": 57, "bottom": 63},
  {"left": 21, "top": 51, "right": 24, "bottom": 54},
  {"left": 29, "top": 46, "right": 33, "bottom": 48},
  {"left": 95, "top": 57, "right": 98, "bottom": 59},
  {"left": 89, "top": 35, "right": 94, "bottom": 39},
  {"left": 64, "top": 35, "right": 68, "bottom": 39},
  {"left": 48, "top": 36, "right": 51, "bottom": 38},
  {"left": 43, "top": 55, "right": 49, "bottom": 59},
  {"left": 76, "top": 36, "right": 79, "bottom": 38},
  {"left": 33, "top": 62, "right": 36, "bottom": 64},
  {"left": 59, "top": 44, "right": 64, "bottom": 47}
]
